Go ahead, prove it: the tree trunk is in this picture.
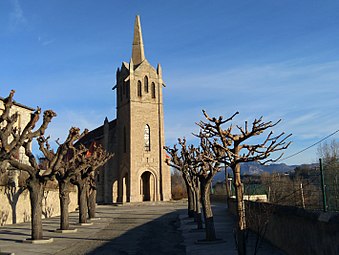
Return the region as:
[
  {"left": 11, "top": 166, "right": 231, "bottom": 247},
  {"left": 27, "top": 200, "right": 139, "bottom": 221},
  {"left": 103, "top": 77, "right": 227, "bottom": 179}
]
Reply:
[
  {"left": 193, "top": 184, "right": 203, "bottom": 229},
  {"left": 188, "top": 188, "right": 195, "bottom": 218},
  {"left": 185, "top": 178, "right": 194, "bottom": 218},
  {"left": 200, "top": 178, "right": 216, "bottom": 241},
  {"left": 233, "top": 162, "right": 246, "bottom": 255},
  {"left": 88, "top": 188, "right": 97, "bottom": 219},
  {"left": 225, "top": 171, "right": 231, "bottom": 208},
  {"left": 59, "top": 180, "right": 71, "bottom": 230},
  {"left": 77, "top": 181, "right": 88, "bottom": 224},
  {"left": 29, "top": 180, "right": 44, "bottom": 240}
]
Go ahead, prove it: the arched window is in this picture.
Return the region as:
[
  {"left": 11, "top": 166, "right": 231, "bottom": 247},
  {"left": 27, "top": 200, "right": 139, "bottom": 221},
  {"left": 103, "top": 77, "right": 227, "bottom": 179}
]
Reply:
[
  {"left": 144, "top": 76, "right": 149, "bottom": 93},
  {"left": 119, "top": 85, "right": 123, "bottom": 101},
  {"left": 137, "top": 80, "right": 142, "bottom": 97},
  {"left": 144, "top": 124, "right": 150, "bottom": 151},
  {"left": 151, "top": 82, "right": 156, "bottom": 98}
]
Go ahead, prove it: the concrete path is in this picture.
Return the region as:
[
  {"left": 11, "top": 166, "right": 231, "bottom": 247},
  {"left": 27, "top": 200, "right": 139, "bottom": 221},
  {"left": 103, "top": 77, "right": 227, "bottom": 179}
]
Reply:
[
  {"left": 181, "top": 203, "right": 286, "bottom": 255},
  {"left": 0, "top": 201, "right": 285, "bottom": 255}
]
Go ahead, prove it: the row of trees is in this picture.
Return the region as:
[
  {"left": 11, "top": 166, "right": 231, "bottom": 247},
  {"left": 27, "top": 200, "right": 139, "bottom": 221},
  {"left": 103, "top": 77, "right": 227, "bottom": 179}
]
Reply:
[
  {"left": 0, "top": 90, "right": 112, "bottom": 240},
  {"left": 165, "top": 110, "right": 291, "bottom": 255}
]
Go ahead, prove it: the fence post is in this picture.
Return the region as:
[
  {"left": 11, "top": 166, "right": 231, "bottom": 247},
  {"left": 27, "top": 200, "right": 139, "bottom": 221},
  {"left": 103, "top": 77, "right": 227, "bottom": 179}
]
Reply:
[{"left": 319, "top": 158, "right": 328, "bottom": 212}]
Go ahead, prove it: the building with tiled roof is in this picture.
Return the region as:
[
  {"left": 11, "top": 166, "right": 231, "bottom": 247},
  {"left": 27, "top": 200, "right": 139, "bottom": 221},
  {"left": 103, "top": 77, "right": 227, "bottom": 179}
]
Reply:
[{"left": 0, "top": 96, "right": 34, "bottom": 186}]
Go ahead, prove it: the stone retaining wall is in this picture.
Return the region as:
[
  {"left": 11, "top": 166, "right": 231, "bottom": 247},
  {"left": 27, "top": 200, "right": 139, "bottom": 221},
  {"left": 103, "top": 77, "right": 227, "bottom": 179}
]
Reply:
[
  {"left": 228, "top": 198, "right": 339, "bottom": 255},
  {"left": 0, "top": 186, "right": 78, "bottom": 225}
]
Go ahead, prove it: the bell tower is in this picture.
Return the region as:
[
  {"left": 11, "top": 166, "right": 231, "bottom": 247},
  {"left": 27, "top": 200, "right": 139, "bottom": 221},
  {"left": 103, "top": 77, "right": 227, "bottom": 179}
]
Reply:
[{"left": 114, "top": 16, "right": 171, "bottom": 202}]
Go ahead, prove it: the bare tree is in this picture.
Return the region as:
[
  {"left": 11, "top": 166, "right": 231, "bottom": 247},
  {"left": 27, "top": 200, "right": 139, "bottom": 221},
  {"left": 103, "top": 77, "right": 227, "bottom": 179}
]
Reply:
[
  {"left": 164, "top": 139, "right": 203, "bottom": 229},
  {"left": 70, "top": 142, "right": 112, "bottom": 224},
  {"left": 37, "top": 127, "right": 88, "bottom": 230},
  {"left": 198, "top": 110, "right": 291, "bottom": 255},
  {"left": 190, "top": 132, "right": 228, "bottom": 241},
  {"left": 0, "top": 90, "right": 57, "bottom": 240}
]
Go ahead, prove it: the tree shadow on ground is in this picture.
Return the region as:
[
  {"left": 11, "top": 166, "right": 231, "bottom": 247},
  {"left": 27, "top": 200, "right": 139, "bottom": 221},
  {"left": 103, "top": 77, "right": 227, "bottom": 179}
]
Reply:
[
  {"left": 4, "top": 186, "right": 26, "bottom": 224},
  {"left": 85, "top": 209, "right": 186, "bottom": 255}
]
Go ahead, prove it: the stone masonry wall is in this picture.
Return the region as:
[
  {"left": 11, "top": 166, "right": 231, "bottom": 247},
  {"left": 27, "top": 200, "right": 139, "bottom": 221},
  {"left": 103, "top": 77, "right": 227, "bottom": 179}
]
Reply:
[
  {"left": 228, "top": 198, "right": 339, "bottom": 255},
  {"left": 0, "top": 186, "right": 78, "bottom": 226}
]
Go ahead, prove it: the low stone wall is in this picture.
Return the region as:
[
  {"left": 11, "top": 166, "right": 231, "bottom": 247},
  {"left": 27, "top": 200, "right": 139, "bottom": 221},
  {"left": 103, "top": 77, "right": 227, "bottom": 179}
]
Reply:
[
  {"left": 228, "top": 198, "right": 339, "bottom": 255},
  {"left": 0, "top": 186, "right": 78, "bottom": 225}
]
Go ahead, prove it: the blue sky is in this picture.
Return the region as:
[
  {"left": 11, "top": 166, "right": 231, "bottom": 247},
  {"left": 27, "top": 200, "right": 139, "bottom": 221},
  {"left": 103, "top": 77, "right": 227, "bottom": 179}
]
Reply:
[{"left": 1, "top": 0, "right": 338, "bottom": 165}]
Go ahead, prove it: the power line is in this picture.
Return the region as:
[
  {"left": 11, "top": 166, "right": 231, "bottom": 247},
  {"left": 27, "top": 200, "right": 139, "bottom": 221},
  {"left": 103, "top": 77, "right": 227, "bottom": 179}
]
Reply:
[{"left": 279, "top": 129, "right": 339, "bottom": 162}]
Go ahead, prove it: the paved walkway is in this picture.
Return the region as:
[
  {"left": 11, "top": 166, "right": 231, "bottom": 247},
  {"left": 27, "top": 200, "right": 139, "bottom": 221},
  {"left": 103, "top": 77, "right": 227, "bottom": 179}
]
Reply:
[
  {"left": 181, "top": 203, "right": 286, "bottom": 255},
  {"left": 0, "top": 201, "right": 286, "bottom": 255}
]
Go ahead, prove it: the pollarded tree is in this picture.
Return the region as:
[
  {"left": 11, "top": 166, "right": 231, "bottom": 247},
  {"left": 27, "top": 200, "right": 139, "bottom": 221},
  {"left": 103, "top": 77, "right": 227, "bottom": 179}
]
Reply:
[
  {"left": 198, "top": 110, "right": 291, "bottom": 255},
  {"left": 70, "top": 142, "right": 112, "bottom": 224},
  {"left": 37, "top": 127, "right": 88, "bottom": 231},
  {"left": 164, "top": 138, "right": 203, "bottom": 229},
  {"left": 189, "top": 133, "right": 227, "bottom": 241},
  {"left": 0, "top": 90, "right": 57, "bottom": 240}
]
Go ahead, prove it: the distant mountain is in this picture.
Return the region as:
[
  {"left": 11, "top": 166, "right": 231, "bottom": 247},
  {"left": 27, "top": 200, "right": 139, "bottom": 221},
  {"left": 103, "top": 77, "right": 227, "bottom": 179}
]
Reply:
[
  {"left": 241, "top": 162, "right": 296, "bottom": 175},
  {"left": 213, "top": 162, "right": 297, "bottom": 183}
]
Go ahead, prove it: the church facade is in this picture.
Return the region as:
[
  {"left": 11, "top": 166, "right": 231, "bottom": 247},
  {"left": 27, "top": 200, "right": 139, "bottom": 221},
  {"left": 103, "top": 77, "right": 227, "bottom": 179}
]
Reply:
[{"left": 80, "top": 16, "right": 171, "bottom": 203}]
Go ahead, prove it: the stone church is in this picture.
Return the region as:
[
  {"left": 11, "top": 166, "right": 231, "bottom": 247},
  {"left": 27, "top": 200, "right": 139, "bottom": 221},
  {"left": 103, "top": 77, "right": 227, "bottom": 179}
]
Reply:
[{"left": 80, "top": 16, "right": 171, "bottom": 203}]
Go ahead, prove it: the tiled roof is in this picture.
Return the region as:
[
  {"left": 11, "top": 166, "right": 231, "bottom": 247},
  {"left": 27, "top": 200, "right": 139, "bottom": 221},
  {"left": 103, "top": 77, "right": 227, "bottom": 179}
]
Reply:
[{"left": 0, "top": 97, "right": 35, "bottom": 111}]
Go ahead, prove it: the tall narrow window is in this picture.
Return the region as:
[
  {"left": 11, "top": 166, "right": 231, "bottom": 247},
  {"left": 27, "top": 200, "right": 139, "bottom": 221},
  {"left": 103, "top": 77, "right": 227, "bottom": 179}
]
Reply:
[
  {"left": 151, "top": 82, "right": 156, "bottom": 98},
  {"left": 144, "top": 76, "right": 149, "bottom": 93},
  {"left": 144, "top": 124, "right": 150, "bottom": 151},
  {"left": 123, "top": 126, "right": 127, "bottom": 153},
  {"left": 137, "top": 80, "right": 142, "bottom": 97},
  {"left": 120, "top": 85, "right": 123, "bottom": 101}
]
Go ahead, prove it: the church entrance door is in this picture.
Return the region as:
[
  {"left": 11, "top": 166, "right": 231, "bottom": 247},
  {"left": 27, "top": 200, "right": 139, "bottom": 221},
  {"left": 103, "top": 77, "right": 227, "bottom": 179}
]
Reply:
[{"left": 141, "top": 171, "right": 154, "bottom": 201}]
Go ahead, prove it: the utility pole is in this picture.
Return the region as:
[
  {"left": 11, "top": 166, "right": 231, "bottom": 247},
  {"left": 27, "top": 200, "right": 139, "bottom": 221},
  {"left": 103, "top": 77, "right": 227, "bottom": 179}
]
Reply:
[{"left": 319, "top": 158, "right": 328, "bottom": 212}]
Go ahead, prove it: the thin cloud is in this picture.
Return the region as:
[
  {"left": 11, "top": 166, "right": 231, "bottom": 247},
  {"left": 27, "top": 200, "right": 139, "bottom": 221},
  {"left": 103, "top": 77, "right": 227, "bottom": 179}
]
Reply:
[
  {"left": 163, "top": 59, "right": 339, "bottom": 164},
  {"left": 38, "top": 36, "right": 56, "bottom": 46},
  {"left": 9, "top": 0, "right": 27, "bottom": 29},
  {"left": 42, "top": 39, "right": 55, "bottom": 46}
]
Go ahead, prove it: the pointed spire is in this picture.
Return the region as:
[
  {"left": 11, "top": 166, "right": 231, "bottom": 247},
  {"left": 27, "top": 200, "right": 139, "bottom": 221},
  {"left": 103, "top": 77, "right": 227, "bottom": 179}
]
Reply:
[{"left": 132, "top": 15, "right": 145, "bottom": 65}]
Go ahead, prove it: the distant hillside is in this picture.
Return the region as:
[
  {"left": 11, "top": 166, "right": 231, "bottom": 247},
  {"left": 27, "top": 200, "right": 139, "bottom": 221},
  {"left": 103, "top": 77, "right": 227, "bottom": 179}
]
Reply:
[
  {"left": 213, "top": 162, "right": 297, "bottom": 183},
  {"left": 240, "top": 162, "right": 296, "bottom": 175}
]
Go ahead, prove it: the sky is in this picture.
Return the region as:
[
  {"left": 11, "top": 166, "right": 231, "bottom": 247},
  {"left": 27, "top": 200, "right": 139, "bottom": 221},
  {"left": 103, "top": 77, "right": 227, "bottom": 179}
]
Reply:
[{"left": 0, "top": 0, "right": 338, "bottom": 165}]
